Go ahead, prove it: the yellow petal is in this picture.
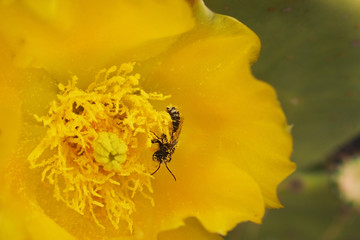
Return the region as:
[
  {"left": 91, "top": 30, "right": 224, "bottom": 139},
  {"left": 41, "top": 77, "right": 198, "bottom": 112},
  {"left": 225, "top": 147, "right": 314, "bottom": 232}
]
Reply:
[
  {"left": 0, "top": 0, "right": 195, "bottom": 81},
  {"left": 0, "top": 80, "right": 21, "bottom": 170},
  {"left": 0, "top": 166, "right": 75, "bottom": 240},
  {"left": 151, "top": 159, "right": 264, "bottom": 235},
  {"left": 0, "top": 39, "right": 21, "bottom": 171},
  {"left": 142, "top": 2, "right": 295, "bottom": 233},
  {"left": 0, "top": 67, "right": 64, "bottom": 238}
]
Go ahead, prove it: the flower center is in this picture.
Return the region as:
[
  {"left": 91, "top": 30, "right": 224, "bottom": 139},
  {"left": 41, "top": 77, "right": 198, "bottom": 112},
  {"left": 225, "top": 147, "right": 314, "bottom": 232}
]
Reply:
[{"left": 28, "top": 63, "right": 172, "bottom": 232}]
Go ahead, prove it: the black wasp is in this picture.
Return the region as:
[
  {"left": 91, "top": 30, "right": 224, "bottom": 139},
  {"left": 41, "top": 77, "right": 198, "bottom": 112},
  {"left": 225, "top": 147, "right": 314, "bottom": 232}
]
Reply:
[{"left": 151, "top": 106, "right": 183, "bottom": 181}]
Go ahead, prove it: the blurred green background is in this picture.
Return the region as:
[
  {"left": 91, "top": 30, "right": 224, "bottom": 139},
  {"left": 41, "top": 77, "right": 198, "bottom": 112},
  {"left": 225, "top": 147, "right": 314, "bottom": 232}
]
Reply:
[{"left": 204, "top": 0, "right": 360, "bottom": 239}]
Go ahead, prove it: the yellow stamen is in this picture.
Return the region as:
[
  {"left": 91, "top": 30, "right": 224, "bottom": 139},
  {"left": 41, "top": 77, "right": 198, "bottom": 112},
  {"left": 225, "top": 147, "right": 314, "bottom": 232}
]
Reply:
[{"left": 28, "top": 63, "right": 171, "bottom": 232}]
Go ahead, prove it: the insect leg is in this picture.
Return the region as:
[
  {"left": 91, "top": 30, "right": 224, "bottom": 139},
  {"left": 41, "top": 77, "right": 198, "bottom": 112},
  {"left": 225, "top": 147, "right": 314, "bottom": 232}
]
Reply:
[
  {"left": 151, "top": 162, "right": 161, "bottom": 175},
  {"left": 150, "top": 131, "right": 161, "bottom": 139},
  {"left": 164, "top": 162, "right": 176, "bottom": 181}
]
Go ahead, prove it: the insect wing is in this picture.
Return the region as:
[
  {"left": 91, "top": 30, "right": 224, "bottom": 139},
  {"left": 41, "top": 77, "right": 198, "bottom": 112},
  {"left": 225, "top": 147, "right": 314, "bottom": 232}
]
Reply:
[{"left": 171, "top": 116, "right": 184, "bottom": 142}]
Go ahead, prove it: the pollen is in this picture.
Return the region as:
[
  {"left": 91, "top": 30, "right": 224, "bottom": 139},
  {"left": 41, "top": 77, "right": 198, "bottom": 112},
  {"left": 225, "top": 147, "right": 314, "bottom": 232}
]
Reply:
[{"left": 27, "top": 63, "right": 172, "bottom": 232}]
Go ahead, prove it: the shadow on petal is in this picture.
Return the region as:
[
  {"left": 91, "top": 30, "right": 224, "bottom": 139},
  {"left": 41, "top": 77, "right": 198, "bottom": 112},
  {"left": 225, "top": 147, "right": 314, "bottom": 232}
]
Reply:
[{"left": 158, "top": 217, "right": 223, "bottom": 240}]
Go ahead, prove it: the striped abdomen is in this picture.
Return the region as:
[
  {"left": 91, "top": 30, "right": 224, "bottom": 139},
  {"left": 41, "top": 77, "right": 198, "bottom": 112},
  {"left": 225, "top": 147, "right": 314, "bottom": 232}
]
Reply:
[{"left": 166, "top": 106, "right": 181, "bottom": 134}]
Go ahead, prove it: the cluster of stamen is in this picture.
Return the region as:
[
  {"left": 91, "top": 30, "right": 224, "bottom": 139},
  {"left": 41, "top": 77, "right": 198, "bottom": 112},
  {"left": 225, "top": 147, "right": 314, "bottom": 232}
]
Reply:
[{"left": 28, "top": 63, "right": 171, "bottom": 232}]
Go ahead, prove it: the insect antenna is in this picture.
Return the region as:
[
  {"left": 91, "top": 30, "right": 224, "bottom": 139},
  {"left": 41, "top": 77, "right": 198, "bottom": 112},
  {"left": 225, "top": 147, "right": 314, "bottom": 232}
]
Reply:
[
  {"left": 165, "top": 162, "right": 177, "bottom": 181},
  {"left": 151, "top": 162, "right": 161, "bottom": 175}
]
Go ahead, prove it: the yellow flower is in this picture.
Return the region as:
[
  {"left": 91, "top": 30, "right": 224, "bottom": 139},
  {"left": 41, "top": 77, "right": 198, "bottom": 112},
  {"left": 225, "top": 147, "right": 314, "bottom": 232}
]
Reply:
[{"left": 0, "top": 0, "right": 296, "bottom": 239}]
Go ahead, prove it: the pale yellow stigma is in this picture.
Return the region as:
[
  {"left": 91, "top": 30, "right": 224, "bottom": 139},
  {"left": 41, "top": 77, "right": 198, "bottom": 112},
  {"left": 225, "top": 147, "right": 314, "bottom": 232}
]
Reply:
[
  {"left": 93, "top": 132, "right": 128, "bottom": 171},
  {"left": 28, "top": 63, "right": 172, "bottom": 232}
]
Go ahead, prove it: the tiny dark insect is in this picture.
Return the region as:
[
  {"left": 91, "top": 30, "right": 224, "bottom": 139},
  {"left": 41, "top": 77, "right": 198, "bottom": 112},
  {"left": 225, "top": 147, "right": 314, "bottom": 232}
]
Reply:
[{"left": 151, "top": 106, "right": 184, "bottom": 181}]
